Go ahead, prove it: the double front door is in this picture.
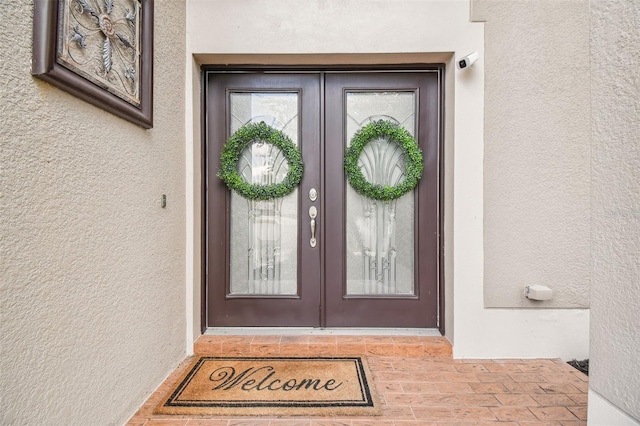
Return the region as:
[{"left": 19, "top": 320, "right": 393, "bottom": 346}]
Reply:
[{"left": 206, "top": 70, "right": 441, "bottom": 328}]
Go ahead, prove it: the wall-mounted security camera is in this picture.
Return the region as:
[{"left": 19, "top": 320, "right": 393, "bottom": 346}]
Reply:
[{"left": 457, "top": 52, "right": 479, "bottom": 70}]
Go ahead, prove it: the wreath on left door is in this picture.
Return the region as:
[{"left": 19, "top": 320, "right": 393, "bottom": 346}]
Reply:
[{"left": 217, "top": 121, "right": 304, "bottom": 200}]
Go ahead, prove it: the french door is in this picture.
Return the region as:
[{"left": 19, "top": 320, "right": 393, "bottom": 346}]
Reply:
[{"left": 206, "top": 70, "right": 441, "bottom": 328}]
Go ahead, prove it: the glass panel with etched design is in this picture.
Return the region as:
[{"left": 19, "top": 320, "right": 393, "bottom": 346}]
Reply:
[
  {"left": 229, "top": 92, "right": 298, "bottom": 295},
  {"left": 345, "top": 92, "right": 416, "bottom": 296}
]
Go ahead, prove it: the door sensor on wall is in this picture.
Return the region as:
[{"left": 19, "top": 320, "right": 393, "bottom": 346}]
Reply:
[
  {"left": 457, "top": 52, "right": 479, "bottom": 70},
  {"left": 524, "top": 285, "right": 554, "bottom": 301}
]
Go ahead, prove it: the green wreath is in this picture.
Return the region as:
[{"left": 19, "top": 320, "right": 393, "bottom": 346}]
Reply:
[
  {"left": 344, "top": 120, "right": 423, "bottom": 201},
  {"left": 217, "top": 122, "right": 303, "bottom": 200}
]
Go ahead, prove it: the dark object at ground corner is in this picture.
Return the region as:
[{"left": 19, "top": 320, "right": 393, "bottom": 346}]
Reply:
[{"left": 568, "top": 359, "right": 589, "bottom": 376}]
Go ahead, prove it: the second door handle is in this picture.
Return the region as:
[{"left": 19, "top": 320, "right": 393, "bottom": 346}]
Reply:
[{"left": 309, "top": 206, "right": 317, "bottom": 248}]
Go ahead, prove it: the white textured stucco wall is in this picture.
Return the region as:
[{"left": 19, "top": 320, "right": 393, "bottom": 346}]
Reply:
[
  {"left": 589, "top": 0, "right": 640, "bottom": 422},
  {"left": 473, "top": 0, "right": 591, "bottom": 309},
  {"left": 0, "top": 1, "right": 187, "bottom": 425}
]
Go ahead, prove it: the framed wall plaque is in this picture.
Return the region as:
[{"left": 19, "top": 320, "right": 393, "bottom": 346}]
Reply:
[{"left": 32, "top": 0, "right": 153, "bottom": 128}]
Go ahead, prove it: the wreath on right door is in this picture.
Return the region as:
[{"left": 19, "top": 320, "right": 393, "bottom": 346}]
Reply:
[{"left": 344, "top": 120, "right": 424, "bottom": 201}]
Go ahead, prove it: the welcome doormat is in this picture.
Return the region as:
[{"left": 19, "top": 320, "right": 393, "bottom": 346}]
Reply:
[{"left": 154, "top": 356, "right": 380, "bottom": 416}]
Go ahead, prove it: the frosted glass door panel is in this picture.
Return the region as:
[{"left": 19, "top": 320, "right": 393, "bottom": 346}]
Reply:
[
  {"left": 345, "top": 92, "right": 416, "bottom": 296},
  {"left": 229, "top": 93, "right": 298, "bottom": 295}
]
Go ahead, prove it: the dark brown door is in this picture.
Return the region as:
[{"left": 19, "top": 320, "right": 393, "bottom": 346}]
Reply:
[
  {"left": 206, "top": 70, "right": 441, "bottom": 328},
  {"left": 324, "top": 73, "right": 440, "bottom": 327},
  {"left": 206, "top": 73, "right": 322, "bottom": 326}
]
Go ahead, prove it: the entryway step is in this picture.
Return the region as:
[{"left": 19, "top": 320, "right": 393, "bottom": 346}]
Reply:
[{"left": 194, "top": 334, "right": 452, "bottom": 358}]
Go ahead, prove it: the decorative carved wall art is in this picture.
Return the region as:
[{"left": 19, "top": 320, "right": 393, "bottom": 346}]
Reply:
[{"left": 32, "top": 0, "right": 153, "bottom": 128}]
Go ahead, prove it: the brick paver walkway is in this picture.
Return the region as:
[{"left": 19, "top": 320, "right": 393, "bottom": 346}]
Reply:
[{"left": 127, "top": 335, "right": 588, "bottom": 425}]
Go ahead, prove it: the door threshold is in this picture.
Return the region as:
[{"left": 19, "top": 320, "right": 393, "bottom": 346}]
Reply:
[{"left": 205, "top": 327, "right": 442, "bottom": 336}]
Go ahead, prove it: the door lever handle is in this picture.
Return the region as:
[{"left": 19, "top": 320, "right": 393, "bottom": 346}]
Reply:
[{"left": 309, "top": 206, "right": 317, "bottom": 248}]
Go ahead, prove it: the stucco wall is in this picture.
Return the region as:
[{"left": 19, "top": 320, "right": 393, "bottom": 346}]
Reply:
[
  {"left": 589, "top": 0, "right": 640, "bottom": 422},
  {"left": 0, "top": 1, "right": 187, "bottom": 425},
  {"left": 473, "top": 0, "right": 591, "bottom": 308}
]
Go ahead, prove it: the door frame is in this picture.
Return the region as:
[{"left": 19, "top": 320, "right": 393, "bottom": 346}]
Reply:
[{"left": 201, "top": 65, "right": 446, "bottom": 334}]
